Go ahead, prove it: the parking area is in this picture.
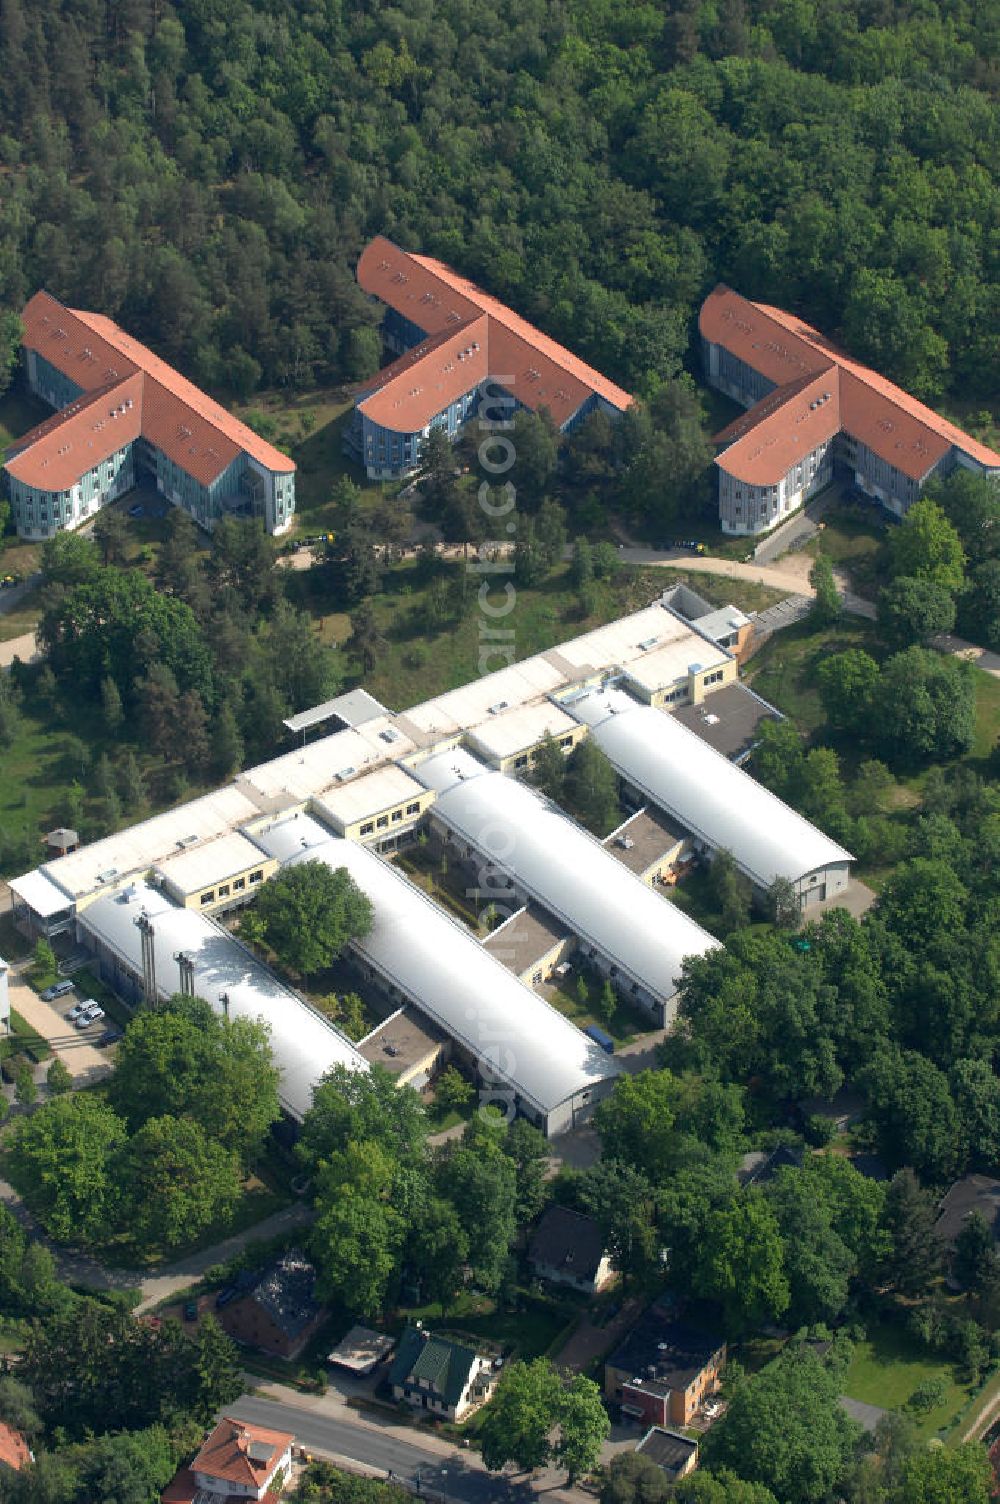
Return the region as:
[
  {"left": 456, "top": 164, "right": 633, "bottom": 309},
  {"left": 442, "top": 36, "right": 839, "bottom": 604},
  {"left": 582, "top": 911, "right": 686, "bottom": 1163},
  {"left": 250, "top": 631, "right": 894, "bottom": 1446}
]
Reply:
[{"left": 6, "top": 962, "right": 115, "bottom": 1084}]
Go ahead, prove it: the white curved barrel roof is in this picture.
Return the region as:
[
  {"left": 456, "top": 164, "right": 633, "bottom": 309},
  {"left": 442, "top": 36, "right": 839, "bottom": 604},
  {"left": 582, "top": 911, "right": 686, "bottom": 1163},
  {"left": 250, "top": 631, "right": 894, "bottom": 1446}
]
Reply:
[
  {"left": 79, "top": 880, "right": 367, "bottom": 1120},
  {"left": 568, "top": 688, "right": 852, "bottom": 887},
  {"left": 253, "top": 815, "right": 619, "bottom": 1117},
  {"left": 414, "top": 748, "right": 719, "bottom": 1002}
]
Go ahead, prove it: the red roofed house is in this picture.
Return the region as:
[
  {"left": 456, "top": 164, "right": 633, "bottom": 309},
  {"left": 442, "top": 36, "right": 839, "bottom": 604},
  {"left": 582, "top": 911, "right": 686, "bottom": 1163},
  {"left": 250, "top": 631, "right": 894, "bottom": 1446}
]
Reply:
[
  {"left": 699, "top": 284, "right": 1000, "bottom": 536},
  {"left": 347, "top": 236, "right": 633, "bottom": 479},
  {"left": 161, "top": 1416, "right": 293, "bottom": 1504},
  {"left": 0, "top": 1421, "right": 32, "bottom": 1473},
  {"left": 4, "top": 292, "right": 295, "bottom": 540}
]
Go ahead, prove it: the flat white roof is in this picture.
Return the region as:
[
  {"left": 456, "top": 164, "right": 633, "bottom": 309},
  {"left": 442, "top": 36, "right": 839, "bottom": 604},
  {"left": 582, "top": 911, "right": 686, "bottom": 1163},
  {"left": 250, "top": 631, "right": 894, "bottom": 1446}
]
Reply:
[
  {"left": 237, "top": 717, "right": 415, "bottom": 808},
  {"left": 553, "top": 604, "right": 715, "bottom": 681},
  {"left": 415, "top": 748, "right": 720, "bottom": 1002},
  {"left": 397, "top": 603, "right": 719, "bottom": 742},
  {"left": 283, "top": 688, "right": 388, "bottom": 734},
  {"left": 78, "top": 881, "right": 366, "bottom": 1119},
  {"left": 9, "top": 868, "right": 76, "bottom": 918},
  {"left": 314, "top": 764, "right": 428, "bottom": 830},
  {"left": 154, "top": 831, "right": 270, "bottom": 897},
  {"left": 466, "top": 701, "right": 578, "bottom": 762},
  {"left": 42, "top": 785, "right": 261, "bottom": 902},
  {"left": 253, "top": 814, "right": 620, "bottom": 1117},
  {"left": 569, "top": 688, "right": 853, "bottom": 886},
  {"left": 400, "top": 656, "right": 566, "bottom": 740},
  {"left": 623, "top": 633, "right": 729, "bottom": 696},
  {"left": 690, "top": 605, "right": 751, "bottom": 642}
]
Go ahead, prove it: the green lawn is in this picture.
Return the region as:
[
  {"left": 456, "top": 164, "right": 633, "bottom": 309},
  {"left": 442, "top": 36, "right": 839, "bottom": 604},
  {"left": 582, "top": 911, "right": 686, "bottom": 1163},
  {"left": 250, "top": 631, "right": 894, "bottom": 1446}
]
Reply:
[
  {"left": 746, "top": 615, "right": 877, "bottom": 738},
  {"left": 652, "top": 566, "right": 790, "bottom": 616},
  {"left": 542, "top": 976, "right": 654, "bottom": 1047},
  {"left": 7, "top": 1007, "right": 53, "bottom": 1063},
  {"left": 0, "top": 389, "right": 50, "bottom": 456},
  {"left": 230, "top": 386, "right": 391, "bottom": 530},
  {"left": 806, "top": 502, "right": 888, "bottom": 598},
  {"left": 842, "top": 1322, "right": 971, "bottom": 1441},
  {"left": 396, "top": 1288, "right": 579, "bottom": 1363},
  {"left": 971, "top": 667, "right": 1000, "bottom": 759},
  {"left": 0, "top": 586, "right": 43, "bottom": 643}
]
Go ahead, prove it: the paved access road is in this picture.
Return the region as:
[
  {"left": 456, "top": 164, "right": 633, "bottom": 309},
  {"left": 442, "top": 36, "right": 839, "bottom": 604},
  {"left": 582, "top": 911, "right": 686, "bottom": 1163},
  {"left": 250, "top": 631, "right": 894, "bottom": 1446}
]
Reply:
[{"left": 226, "top": 1393, "right": 582, "bottom": 1504}]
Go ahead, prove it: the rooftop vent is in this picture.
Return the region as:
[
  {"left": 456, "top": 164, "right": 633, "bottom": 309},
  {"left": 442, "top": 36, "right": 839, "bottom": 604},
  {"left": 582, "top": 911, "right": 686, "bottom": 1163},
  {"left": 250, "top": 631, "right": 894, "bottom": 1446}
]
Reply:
[
  {"left": 616, "top": 835, "right": 635, "bottom": 850},
  {"left": 488, "top": 701, "right": 509, "bottom": 715},
  {"left": 637, "top": 636, "right": 659, "bottom": 651},
  {"left": 335, "top": 766, "right": 357, "bottom": 782}
]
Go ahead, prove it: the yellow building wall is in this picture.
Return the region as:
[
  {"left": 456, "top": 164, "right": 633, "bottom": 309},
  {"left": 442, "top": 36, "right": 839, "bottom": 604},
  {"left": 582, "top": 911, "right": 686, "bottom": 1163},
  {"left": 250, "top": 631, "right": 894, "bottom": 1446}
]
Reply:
[
  {"left": 351, "top": 791, "right": 434, "bottom": 843},
  {"left": 518, "top": 934, "right": 576, "bottom": 986},
  {"left": 181, "top": 855, "right": 279, "bottom": 912}
]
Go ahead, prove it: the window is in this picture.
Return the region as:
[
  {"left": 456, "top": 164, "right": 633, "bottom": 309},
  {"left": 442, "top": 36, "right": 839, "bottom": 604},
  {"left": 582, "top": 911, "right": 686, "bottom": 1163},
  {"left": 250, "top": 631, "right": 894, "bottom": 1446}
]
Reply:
[
  {"left": 514, "top": 755, "right": 528, "bottom": 769},
  {"left": 704, "top": 669, "right": 724, "bottom": 687},
  {"left": 377, "top": 815, "right": 389, "bottom": 829},
  {"left": 233, "top": 877, "right": 246, "bottom": 891},
  {"left": 559, "top": 736, "right": 572, "bottom": 748},
  {"left": 391, "top": 809, "right": 403, "bottom": 822},
  {"left": 406, "top": 802, "right": 420, "bottom": 815},
  {"left": 217, "top": 884, "right": 230, "bottom": 898},
  {"left": 200, "top": 890, "right": 215, "bottom": 906},
  {"left": 249, "top": 870, "right": 263, "bottom": 884},
  {"left": 532, "top": 970, "right": 543, "bottom": 985},
  {"left": 360, "top": 822, "right": 374, "bottom": 836}
]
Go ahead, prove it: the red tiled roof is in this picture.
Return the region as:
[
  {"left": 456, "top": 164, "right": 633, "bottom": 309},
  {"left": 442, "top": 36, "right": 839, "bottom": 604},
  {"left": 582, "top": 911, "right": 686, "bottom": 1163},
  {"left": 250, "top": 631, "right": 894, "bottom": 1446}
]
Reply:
[
  {"left": 6, "top": 373, "right": 144, "bottom": 490},
  {"left": 714, "top": 368, "right": 843, "bottom": 488},
  {"left": 359, "top": 315, "right": 490, "bottom": 431},
  {"left": 700, "top": 284, "right": 1000, "bottom": 485},
  {"left": 15, "top": 291, "right": 293, "bottom": 491},
  {"left": 190, "top": 1416, "right": 293, "bottom": 1489},
  {"left": 0, "top": 1423, "right": 31, "bottom": 1472},
  {"left": 356, "top": 236, "right": 632, "bottom": 430}
]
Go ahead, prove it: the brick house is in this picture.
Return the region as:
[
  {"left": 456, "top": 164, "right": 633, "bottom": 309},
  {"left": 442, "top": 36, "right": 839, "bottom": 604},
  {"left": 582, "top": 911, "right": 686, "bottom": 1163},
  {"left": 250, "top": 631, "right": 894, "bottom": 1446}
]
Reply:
[
  {"left": 605, "top": 1311, "right": 725, "bottom": 1429},
  {"left": 219, "top": 1250, "right": 327, "bottom": 1361}
]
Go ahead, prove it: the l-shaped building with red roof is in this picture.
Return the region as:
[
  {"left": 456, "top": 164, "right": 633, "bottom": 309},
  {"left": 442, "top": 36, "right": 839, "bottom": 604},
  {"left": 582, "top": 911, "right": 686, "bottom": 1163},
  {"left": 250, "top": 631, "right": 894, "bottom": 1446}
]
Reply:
[
  {"left": 347, "top": 236, "right": 633, "bottom": 479},
  {"left": 699, "top": 284, "right": 1000, "bottom": 536},
  {"left": 4, "top": 292, "right": 296, "bottom": 540}
]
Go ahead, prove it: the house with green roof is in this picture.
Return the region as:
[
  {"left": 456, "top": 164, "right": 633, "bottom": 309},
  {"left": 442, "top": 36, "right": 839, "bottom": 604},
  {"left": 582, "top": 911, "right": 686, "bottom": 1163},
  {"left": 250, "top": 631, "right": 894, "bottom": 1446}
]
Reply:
[{"left": 388, "top": 1326, "right": 497, "bottom": 1421}]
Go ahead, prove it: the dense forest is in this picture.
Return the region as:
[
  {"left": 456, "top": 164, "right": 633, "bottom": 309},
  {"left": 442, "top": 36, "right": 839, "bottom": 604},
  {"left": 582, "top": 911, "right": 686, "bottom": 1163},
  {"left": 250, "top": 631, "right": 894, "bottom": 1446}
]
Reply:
[{"left": 0, "top": 0, "right": 998, "bottom": 414}]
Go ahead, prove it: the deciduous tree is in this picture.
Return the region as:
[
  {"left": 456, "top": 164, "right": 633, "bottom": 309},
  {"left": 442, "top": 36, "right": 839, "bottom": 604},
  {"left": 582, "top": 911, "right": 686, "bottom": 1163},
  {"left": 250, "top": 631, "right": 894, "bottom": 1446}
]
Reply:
[{"left": 253, "top": 860, "right": 373, "bottom": 979}]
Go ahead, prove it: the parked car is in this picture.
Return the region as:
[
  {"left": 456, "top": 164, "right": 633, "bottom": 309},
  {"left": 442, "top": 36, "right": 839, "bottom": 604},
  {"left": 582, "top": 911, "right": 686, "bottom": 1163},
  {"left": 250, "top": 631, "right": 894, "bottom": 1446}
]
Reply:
[
  {"left": 97, "top": 1027, "right": 123, "bottom": 1048},
  {"left": 214, "top": 1287, "right": 238, "bottom": 1309},
  {"left": 66, "top": 999, "right": 91, "bottom": 1020},
  {"left": 75, "top": 1002, "right": 104, "bottom": 1028},
  {"left": 41, "top": 980, "right": 74, "bottom": 1001},
  {"left": 183, "top": 1300, "right": 198, "bottom": 1321},
  {"left": 127, "top": 503, "right": 143, "bottom": 517}
]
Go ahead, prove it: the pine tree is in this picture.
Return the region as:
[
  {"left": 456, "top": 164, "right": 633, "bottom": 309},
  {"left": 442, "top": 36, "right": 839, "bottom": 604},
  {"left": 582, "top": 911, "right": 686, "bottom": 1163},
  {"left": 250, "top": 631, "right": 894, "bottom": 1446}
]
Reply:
[
  {"left": 879, "top": 1169, "right": 941, "bottom": 1296},
  {"left": 101, "top": 675, "right": 124, "bottom": 734},
  {"left": 119, "top": 750, "right": 147, "bottom": 812},
  {"left": 211, "top": 701, "right": 244, "bottom": 778},
  {"left": 570, "top": 536, "right": 595, "bottom": 591}
]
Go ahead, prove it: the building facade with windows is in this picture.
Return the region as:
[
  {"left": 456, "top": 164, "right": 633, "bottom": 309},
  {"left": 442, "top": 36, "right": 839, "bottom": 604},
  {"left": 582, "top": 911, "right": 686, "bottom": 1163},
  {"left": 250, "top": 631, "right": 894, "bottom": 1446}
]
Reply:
[
  {"left": 346, "top": 236, "right": 633, "bottom": 479},
  {"left": 4, "top": 292, "right": 295, "bottom": 539},
  {"left": 699, "top": 284, "right": 1000, "bottom": 535}
]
